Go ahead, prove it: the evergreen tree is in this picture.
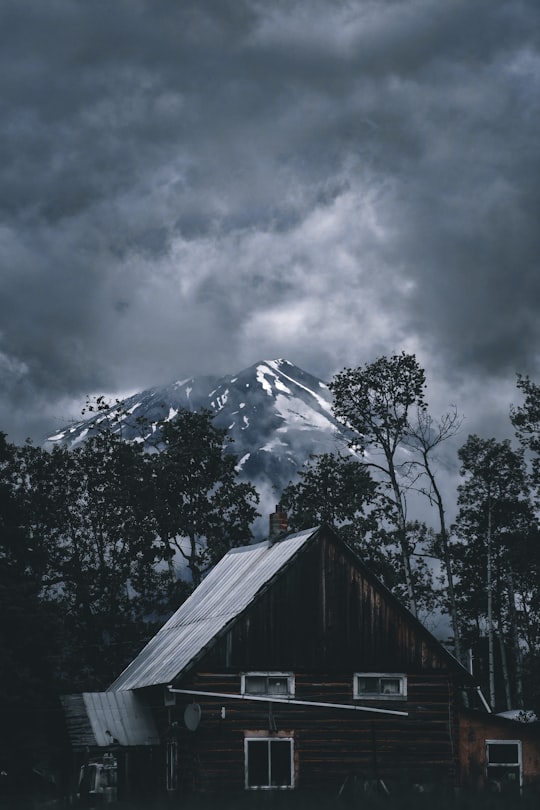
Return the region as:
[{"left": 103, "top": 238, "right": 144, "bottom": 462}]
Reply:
[
  {"left": 0, "top": 434, "right": 63, "bottom": 775},
  {"left": 281, "top": 453, "right": 377, "bottom": 533},
  {"left": 509, "top": 374, "right": 540, "bottom": 708},
  {"left": 281, "top": 453, "right": 438, "bottom": 619},
  {"left": 15, "top": 433, "right": 173, "bottom": 689},
  {"left": 511, "top": 374, "right": 540, "bottom": 505},
  {"left": 453, "top": 435, "right": 535, "bottom": 710},
  {"left": 280, "top": 452, "right": 385, "bottom": 564},
  {"left": 151, "top": 409, "right": 260, "bottom": 586}
]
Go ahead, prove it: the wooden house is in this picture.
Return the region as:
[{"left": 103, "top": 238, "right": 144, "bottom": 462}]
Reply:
[
  {"left": 63, "top": 524, "right": 540, "bottom": 798},
  {"left": 458, "top": 709, "right": 540, "bottom": 795}
]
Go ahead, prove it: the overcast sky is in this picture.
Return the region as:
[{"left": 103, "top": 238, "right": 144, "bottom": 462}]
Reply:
[{"left": 1, "top": 0, "right": 539, "bottom": 452}]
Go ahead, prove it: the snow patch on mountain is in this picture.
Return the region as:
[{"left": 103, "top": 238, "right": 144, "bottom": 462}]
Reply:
[
  {"left": 274, "top": 394, "right": 335, "bottom": 432},
  {"left": 261, "top": 437, "right": 289, "bottom": 452},
  {"left": 267, "top": 359, "right": 332, "bottom": 413},
  {"left": 256, "top": 364, "right": 275, "bottom": 396},
  {"left": 45, "top": 359, "right": 352, "bottom": 502},
  {"left": 235, "top": 453, "right": 251, "bottom": 472}
]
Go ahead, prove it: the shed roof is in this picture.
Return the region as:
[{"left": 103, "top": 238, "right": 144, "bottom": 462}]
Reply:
[
  {"left": 109, "top": 528, "right": 317, "bottom": 691},
  {"left": 61, "top": 691, "right": 160, "bottom": 748}
]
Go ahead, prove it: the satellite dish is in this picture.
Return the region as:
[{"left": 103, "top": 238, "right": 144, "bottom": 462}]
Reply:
[{"left": 184, "top": 703, "right": 202, "bottom": 731}]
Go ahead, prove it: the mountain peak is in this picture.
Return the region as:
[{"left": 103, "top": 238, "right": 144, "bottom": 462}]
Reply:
[{"left": 47, "top": 359, "right": 348, "bottom": 497}]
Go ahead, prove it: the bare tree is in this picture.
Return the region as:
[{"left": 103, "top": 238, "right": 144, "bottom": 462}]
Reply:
[{"left": 407, "top": 407, "right": 464, "bottom": 662}]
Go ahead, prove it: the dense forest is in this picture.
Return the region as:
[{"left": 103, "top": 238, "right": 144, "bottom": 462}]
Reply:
[
  {"left": 2, "top": 353, "right": 540, "bottom": 783},
  {"left": 283, "top": 356, "right": 540, "bottom": 717}
]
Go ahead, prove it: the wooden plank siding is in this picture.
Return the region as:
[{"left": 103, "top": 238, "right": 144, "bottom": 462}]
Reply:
[
  {"left": 199, "top": 534, "right": 454, "bottom": 675},
  {"left": 154, "top": 670, "right": 459, "bottom": 792},
  {"left": 108, "top": 529, "right": 470, "bottom": 794},
  {"left": 131, "top": 528, "right": 469, "bottom": 794},
  {"left": 458, "top": 710, "right": 540, "bottom": 792},
  {"left": 70, "top": 528, "right": 540, "bottom": 798}
]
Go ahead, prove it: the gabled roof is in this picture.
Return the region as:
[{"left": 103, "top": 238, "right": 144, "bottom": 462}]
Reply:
[
  {"left": 110, "top": 524, "right": 472, "bottom": 692},
  {"left": 61, "top": 691, "right": 160, "bottom": 748},
  {"left": 109, "top": 528, "right": 317, "bottom": 691}
]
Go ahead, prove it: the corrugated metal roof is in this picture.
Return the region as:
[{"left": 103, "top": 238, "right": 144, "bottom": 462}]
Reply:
[
  {"left": 109, "top": 528, "right": 318, "bottom": 691},
  {"left": 61, "top": 691, "right": 160, "bottom": 748}
]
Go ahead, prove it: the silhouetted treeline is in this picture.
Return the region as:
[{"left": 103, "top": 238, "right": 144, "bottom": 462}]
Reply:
[{"left": 3, "top": 359, "right": 540, "bottom": 784}]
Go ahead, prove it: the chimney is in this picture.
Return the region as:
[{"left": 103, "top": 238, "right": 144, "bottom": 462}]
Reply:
[{"left": 269, "top": 504, "right": 288, "bottom": 540}]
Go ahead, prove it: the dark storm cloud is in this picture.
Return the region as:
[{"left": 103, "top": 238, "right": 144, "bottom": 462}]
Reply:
[{"left": 0, "top": 0, "right": 539, "bottom": 442}]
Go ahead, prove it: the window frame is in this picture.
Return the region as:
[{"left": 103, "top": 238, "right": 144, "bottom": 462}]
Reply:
[
  {"left": 241, "top": 671, "right": 295, "bottom": 698},
  {"left": 486, "top": 739, "right": 522, "bottom": 791},
  {"left": 244, "top": 735, "right": 294, "bottom": 790},
  {"left": 353, "top": 672, "right": 407, "bottom": 700}
]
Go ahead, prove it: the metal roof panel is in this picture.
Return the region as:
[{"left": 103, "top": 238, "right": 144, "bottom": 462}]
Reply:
[
  {"left": 109, "top": 528, "right": 317, "bottom": 691},
  {"left": 61, "top": 691, "right": 160, "bottom": 748}
]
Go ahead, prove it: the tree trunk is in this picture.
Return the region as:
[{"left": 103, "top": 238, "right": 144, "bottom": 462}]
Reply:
[
  {"left": 189, "top": 532, "right": 201, "bottom": 587},
  {"left": 505, "top": 569, "right": 524, "bottom": 707},
  {"left": 167, "top": 556, "right": 176, "bottom": 584},
  {"left": 390, "top": 476, "right": 417, "bottom": 617},
  {"left": 497, "top": 626, "right": 512, "bottom": 710},
  {"left": 487, "top": 499, "right": 496, "bottom": 709},
  {"left": 423, "top": 451, "right": 462, "bottom": 662},
  {"left": 398, "top": 522, "right": 417, "bottom": 618}
]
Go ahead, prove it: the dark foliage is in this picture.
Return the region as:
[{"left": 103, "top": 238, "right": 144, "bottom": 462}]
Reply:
[{"left": 0, "top": 411, "right": 259, "bottom": 776}]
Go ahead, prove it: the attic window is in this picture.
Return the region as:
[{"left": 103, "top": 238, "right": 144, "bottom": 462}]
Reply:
[
  {"left": 242, "top": 673, "right": 295, "bottom": 697},
  {"left": 353, "top": 673, "right": 407, "bottom": 700}
]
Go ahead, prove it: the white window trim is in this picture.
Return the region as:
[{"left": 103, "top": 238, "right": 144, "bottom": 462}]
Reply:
[
  {"left": 244, "top": 734, "right": 295, "bottom": 790},
  {"left": 353, "top": 672, "right": 407, "bottom": 700},
  {"left": 486, "top": 739, "right": 523, "bottom": 788},
  {"left": 241, "top": 672, "right": 295, "bottom": 697}
]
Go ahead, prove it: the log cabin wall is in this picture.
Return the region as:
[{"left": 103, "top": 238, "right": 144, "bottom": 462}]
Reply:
[
  {"left": 160, "top": 671, "right": 458, "bottom": 792},
  {"left": 159, "top": 531, "right": 464, "bottom": 793},
  {"left": 458, "top": 710, "right": 540, "bottom": 792}
]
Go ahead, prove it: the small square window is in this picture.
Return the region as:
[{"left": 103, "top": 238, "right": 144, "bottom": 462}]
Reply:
[
  {"left": 486, "top": 740, "right": 522, "bottom": 793},
  {"left": 487, "top": 743, "right": 520, "bottom": 765},
  {"left": 242, "top": 672, "right": 295, "bottom": 698},
  {"left": 245, "top": 737, "right": 294, "bottom": 789},
  {"left": 353, "top": 673, "right": 407, "bottom": 700}
]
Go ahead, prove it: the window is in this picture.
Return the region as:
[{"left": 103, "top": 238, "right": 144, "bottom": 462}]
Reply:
[
  {"left": 245, "top": 737, "right": 294, "bottom": 789},
  {"left": 353, "top": 673, "right": 407, "bottom": 700},
  {"left": 242, "top": 672, "right": 295, "bottom": 697},
  {"left": 486, "top": 740, "right": 522, "bottom": 793}
]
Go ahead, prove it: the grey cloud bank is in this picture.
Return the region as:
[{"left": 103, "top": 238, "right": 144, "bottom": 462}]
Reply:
[{"left": 0, "top": 0, "right": 539, "bottom": 449}]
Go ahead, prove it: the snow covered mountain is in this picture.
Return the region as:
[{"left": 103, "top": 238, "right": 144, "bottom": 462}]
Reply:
[{"left": 47, "top": 359, "right": 352, "bottom": 501}]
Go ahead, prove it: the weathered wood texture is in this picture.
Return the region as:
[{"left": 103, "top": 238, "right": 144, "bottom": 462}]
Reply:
[
  {"left": 157, "top": 671, "right": 458, "bottom": 792},
  {"left": 147, "top": 532, "right": 467, "bottom": 793},
  {"left": 200, "top": 534, "right": 454, "bottom": 674},
  {"left": 458, "top": 710, "right": 540, "bottom": 792}
]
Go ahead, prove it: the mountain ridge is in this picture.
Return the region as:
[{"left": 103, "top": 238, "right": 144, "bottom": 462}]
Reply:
[{"left": 47, "top": 359, "right": 352, "bottom": 502}]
